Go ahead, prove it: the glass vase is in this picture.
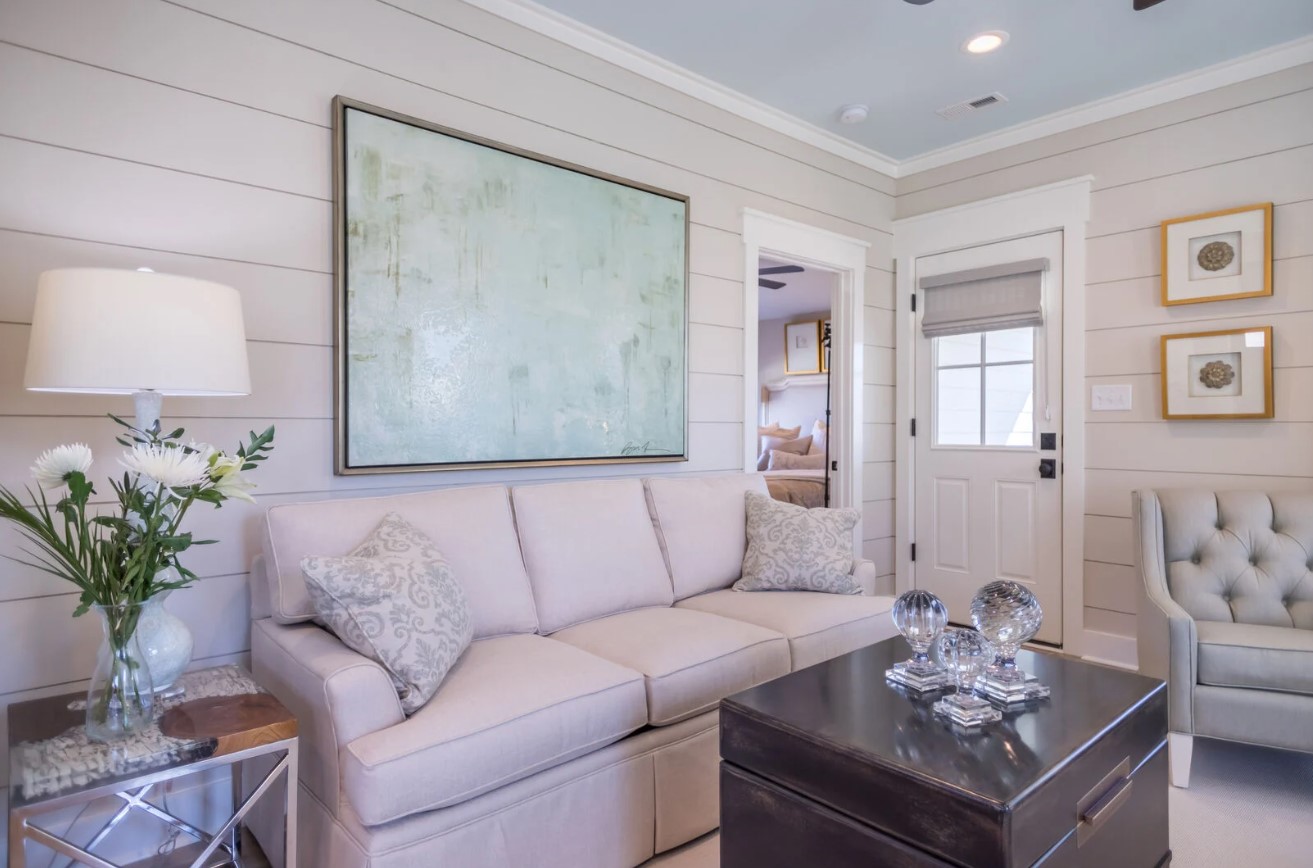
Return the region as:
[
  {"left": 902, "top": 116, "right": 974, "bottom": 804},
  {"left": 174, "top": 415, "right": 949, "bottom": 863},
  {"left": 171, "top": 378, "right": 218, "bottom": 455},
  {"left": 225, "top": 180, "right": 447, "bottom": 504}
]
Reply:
[{"left": 86, "top": 602, "right": 155, "bottom": 742}]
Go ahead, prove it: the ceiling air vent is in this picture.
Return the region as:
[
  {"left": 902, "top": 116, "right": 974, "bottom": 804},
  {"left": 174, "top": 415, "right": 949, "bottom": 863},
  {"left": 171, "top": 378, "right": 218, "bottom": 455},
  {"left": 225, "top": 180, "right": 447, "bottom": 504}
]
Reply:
[{"left": 936, "top": 92, "right": 1008, "bottom": 120}]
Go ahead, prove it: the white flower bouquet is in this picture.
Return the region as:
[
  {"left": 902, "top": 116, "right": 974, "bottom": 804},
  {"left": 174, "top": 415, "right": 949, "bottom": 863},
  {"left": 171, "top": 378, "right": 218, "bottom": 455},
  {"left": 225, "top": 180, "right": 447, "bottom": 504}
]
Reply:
[{"left": 0, "top": 417, "right": 275, "bottom": 613}]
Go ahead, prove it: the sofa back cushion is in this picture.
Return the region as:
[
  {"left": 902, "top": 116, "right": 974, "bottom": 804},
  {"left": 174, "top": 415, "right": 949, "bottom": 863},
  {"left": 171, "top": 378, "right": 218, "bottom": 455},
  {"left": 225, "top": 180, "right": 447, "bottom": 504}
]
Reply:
[
  {"left": 645, "top": 474, "right": 770, "bottom": 600},
  {"left": 512, "top": 479, "right": 674, "bottom": 633},
  {"left": 262, "top": 485, "right": 538, "bottom": 637},
  {"left": 1158, "top": 489, "right": 1313, "bottom": 629}
]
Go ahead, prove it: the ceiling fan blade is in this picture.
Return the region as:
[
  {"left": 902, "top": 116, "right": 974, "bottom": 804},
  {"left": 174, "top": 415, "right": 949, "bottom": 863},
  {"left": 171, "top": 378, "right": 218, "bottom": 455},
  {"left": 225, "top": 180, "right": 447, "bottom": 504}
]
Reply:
[
  {"left": 759, "top": 279, "right": 786, "bottom": 290},
  {"left": 1133, "top": 0, "right": 1167, "bottom": 9},
  {"left": 759, "top": 265, "right": 804, "bottom": 276}
]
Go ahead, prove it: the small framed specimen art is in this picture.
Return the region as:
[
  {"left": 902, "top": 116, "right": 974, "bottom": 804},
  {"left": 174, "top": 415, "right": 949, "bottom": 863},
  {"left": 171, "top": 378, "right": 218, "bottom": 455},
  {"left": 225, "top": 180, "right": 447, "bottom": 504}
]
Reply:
[
  {"left": 1160, "top": 203, "right": 1272, "bottom": 306},
  {"left": 1160, "top": 326, "right": 1273, "bottom": 420}
]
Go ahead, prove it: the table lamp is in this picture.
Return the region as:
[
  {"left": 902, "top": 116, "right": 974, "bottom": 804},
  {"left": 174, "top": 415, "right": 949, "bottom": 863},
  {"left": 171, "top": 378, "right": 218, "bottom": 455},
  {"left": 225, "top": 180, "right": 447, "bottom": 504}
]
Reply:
[{"left": 23, "top": 268, "right": 251, "bottom": 431}]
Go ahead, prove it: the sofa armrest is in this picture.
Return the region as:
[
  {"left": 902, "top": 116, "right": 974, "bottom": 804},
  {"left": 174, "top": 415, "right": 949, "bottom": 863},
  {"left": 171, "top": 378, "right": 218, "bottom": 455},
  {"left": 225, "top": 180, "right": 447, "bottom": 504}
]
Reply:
[
  {"left": 251, "top": 618, "right": 404, "bottom": 812},
  {"left": 853, "top": 558, "right": 877, "bottom": 596},
  {"left": 1132, "top": 490, "right": 1197, "bottom": 734}
]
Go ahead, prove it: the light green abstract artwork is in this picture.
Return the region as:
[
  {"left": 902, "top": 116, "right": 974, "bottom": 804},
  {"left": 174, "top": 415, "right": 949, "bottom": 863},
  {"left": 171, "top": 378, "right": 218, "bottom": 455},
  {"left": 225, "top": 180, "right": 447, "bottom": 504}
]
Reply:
[{"left": 337, "top": 103, "right": 687, "bottom": 472}]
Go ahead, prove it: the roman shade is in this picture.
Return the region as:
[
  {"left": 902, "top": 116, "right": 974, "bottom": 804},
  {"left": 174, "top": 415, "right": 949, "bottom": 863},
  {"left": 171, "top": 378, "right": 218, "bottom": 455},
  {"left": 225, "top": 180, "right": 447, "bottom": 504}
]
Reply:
[{"left": 919, "top": 258, "right": 1049, "bottom": 338}]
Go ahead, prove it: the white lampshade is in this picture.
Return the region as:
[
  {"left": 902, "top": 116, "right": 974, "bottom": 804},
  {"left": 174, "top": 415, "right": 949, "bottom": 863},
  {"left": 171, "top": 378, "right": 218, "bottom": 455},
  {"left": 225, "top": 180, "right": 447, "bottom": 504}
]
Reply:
[{"left": 24, "top": 268, "right": 251, "bottom": 396}]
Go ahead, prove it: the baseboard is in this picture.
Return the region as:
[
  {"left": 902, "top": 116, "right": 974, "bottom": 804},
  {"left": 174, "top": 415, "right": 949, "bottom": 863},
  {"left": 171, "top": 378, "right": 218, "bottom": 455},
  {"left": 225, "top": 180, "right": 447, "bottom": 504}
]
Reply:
[{"left": 1082, "top": 629, "right": 1139, "bottom": 671}]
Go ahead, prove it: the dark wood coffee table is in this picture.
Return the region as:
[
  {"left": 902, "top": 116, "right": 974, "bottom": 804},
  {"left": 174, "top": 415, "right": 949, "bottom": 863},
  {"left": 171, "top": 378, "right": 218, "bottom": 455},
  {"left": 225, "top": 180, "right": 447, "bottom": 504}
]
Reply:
[{"left": 720, "top": 638, "right": 1169, "bottom": 868}]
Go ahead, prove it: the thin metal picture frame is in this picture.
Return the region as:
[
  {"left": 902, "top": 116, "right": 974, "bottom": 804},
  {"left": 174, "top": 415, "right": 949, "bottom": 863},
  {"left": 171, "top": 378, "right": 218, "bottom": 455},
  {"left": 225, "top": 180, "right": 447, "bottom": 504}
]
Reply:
[{"left": 332, "top": 96, "right": 691, "bottom": 475}]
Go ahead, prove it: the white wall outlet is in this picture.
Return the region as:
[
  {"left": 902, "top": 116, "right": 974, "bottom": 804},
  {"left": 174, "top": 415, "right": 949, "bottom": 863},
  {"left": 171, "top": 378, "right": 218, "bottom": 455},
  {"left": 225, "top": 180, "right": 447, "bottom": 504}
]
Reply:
[{"left": 1091, "top": 384, "right": 1132, "bottom": 411}]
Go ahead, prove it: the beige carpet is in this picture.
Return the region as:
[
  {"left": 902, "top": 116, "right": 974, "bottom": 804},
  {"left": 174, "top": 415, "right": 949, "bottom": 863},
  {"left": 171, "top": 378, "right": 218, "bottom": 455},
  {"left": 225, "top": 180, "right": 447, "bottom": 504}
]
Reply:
[{"left": 645, "top": 739, "right": 1313, "bottom": 868}]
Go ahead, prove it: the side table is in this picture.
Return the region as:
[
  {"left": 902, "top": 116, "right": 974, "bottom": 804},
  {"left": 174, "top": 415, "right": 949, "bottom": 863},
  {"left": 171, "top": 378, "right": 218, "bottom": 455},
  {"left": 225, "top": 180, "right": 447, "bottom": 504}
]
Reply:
[{"left": 8, "top": 665, "right": 298, "bottom": 867}]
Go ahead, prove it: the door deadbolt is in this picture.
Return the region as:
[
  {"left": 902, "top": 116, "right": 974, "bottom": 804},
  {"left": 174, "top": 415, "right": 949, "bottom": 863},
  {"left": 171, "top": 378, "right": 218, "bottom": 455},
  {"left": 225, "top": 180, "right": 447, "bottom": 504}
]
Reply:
[{"left": 1039, "top": 459, "right": 1057, "bottom": 479}]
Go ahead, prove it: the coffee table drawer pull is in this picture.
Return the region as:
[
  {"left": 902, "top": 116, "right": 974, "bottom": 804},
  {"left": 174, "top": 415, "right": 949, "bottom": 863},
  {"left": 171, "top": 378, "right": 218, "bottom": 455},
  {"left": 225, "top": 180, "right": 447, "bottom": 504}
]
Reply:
[{"left": 1076, "top": 757, "right": 1133, "bottom": 846}]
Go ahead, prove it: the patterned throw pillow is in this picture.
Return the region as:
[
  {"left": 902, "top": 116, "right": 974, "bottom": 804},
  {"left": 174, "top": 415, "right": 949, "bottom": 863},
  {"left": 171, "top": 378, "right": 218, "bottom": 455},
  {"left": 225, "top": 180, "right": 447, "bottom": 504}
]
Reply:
[
  {"left": 301, "top": 514, "right": 473, "bottom": 714},
  {"left": 735, "top": 492, "right": 862, "bottom": 594}
]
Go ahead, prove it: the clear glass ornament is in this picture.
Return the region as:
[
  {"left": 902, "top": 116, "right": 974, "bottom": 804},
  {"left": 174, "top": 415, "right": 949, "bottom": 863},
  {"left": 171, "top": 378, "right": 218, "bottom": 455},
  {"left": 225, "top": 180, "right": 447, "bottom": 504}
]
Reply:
[
  {"left": 932, "top": 627, "right": 1001, "bottom": 727},
  {"left": 885, "top": 590, "right": 951, "bottom": 692},
  {"left": 969, "top": 580, "right": 1050, "bottom": 703}
]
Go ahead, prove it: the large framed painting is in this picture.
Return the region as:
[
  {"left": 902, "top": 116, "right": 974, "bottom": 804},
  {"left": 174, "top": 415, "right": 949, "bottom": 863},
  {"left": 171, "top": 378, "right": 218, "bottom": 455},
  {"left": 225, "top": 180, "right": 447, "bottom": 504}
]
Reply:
[{"left": 333, "top": 98, "right": 689, "bottom": 474}]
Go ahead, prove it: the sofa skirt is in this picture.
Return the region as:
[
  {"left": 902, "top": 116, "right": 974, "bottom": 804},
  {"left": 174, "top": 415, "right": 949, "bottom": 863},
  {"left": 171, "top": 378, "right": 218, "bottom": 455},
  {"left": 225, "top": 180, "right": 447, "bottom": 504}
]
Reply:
[{"left": 249, "top": 710, "right": 720, "bottom": 868}]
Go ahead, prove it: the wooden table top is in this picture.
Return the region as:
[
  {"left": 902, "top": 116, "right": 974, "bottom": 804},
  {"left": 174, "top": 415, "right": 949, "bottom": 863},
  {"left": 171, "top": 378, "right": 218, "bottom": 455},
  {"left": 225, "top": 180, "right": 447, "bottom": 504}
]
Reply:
[
  {"left": 721, "top": 637, "right": 1164, "bottom": 806},
  {"left": 8, "top": 665, "right": 296, "bottom": 807}
]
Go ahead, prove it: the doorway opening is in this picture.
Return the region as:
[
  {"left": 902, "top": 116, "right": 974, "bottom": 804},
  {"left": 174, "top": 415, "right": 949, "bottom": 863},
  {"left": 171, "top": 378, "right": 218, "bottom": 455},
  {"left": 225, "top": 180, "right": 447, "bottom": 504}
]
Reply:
[
  {"left": 755, "top": 255, "right": 839, "bottom": 508},
  {"left": 740, "top": 209, "right": 870, "bottom": 514}
]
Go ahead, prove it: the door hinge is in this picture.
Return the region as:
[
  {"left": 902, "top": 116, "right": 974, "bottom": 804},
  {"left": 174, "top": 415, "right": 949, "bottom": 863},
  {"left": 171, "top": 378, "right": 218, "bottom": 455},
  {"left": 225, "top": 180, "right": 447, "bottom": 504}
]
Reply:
[
  {"left": 831, "top": 460, "right": 838, "bottom": 471},
  {"left": 911, "top": 293, "right": 917, "bottom": 312},
  {"left": 910, "top": 418, "right": 917, "bottom": 437},
  {"left": 910, "top": 543, "right": 917, "bottom": 562}
]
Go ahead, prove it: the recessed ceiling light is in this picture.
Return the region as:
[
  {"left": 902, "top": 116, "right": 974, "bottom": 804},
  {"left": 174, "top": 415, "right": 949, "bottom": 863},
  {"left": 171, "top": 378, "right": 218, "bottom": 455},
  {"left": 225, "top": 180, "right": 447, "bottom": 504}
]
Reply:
[
  {"left": 837, "top": 104, "right": 869, "bottom": 125},
  {"left": 963, "top": 31, "right": 1008, "bottom": 54}
]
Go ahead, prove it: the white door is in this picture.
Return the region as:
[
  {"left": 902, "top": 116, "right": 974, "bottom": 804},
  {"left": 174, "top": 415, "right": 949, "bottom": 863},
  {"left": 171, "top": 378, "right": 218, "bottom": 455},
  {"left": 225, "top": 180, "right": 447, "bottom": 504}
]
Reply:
[{"left": 913, "top": 232, "right": 1063, "bottom": 644}]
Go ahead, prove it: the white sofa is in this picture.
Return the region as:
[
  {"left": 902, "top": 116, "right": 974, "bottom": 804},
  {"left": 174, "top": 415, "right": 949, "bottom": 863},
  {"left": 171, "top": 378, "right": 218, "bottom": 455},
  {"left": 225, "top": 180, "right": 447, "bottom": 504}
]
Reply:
[{"left": 246, "top": 472, "right": 896, "bottom": 867}]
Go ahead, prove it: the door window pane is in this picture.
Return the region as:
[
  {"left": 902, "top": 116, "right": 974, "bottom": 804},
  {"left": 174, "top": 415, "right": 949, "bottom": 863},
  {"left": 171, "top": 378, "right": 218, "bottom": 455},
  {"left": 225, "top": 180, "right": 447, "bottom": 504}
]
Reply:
[
  {"left": 937, "top": 332, "right": 981, "bottom": 367},
  {"left": 985, "top": 363, "right": 1035, "bottom": 446},
  {"left": 937, "top": 367, "right": 982, "bottom": 445},
  {"left": 986, "top": 328, "right": 1034, "bottom": 364}
]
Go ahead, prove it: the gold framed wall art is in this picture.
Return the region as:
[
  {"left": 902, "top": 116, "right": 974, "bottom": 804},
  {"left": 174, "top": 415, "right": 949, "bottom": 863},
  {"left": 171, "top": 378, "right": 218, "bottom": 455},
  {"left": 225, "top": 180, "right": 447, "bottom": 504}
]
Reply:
[
  {"left": 1160, "top": 326, "right": 1273, "bottom": 420},
  {"left": 784, "top": 320, "right": 821, "bottom": 375},
  {"left": 1160, "top": 203, "right": 1272, "bottom": 306}
]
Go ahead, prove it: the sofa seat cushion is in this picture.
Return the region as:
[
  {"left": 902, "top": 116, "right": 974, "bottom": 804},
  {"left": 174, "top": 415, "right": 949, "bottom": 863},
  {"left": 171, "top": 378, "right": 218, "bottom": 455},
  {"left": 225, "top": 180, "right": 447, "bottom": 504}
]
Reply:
[
  {"left": 676, "top": 589, "right": 898, "bottom": 671},
  {"left": 550, "top": 608, "right": 789, "bottom": 725},
  {"left": 341, "top": 633, "right": 647, "bottom": 825},
  {"left": 1196, "top": 620, "right": 1313, "bottom": 696}
]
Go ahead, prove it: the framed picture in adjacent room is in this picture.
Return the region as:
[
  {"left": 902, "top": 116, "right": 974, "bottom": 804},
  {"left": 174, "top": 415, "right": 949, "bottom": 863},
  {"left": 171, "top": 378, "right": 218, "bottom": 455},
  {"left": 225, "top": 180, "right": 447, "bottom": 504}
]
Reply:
[
  {"left": 1160, "top": 203, "right": 1272, "bottom": 306},
  {"left": 333, "top": 97, "right": 689, "bottom": 474},
  {"left": 784, "top": 320, "right": 821, "bottom": 374},
  {"left": 1161, "top": 326, "right": 1273, "bottom": 420}
]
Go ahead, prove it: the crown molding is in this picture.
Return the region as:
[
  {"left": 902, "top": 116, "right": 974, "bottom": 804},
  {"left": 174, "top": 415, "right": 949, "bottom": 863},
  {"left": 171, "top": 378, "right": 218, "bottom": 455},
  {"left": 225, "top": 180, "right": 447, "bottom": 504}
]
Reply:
[
  {"left": 897, "top": 34, "right": 1313, "bottom": 177},
  {"left": 460, "top": 1, "right": 1313, "bottom": 181},
  {"left": 457, "top": 0, "right": 901, "bottom": 177}
]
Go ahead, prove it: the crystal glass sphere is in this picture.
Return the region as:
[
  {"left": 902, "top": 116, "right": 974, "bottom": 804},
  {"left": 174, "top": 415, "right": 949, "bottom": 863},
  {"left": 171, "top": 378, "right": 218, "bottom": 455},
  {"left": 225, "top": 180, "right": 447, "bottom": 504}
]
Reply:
[
  {"left": 969, "top": 580, "right": 1044, "bottom": 663},
  {"left": 891, "top": 590, "right": 948, "bottom": 661},
  {"left": 937, "top": 628, "right": 994, "bottom": 694}
]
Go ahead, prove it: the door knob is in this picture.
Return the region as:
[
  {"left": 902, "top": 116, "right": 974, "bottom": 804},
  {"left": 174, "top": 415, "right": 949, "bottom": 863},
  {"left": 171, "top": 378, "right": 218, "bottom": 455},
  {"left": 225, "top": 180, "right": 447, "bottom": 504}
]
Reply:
[{"left": 1039, "top": 459, "right": 1056, "bottom": 479}]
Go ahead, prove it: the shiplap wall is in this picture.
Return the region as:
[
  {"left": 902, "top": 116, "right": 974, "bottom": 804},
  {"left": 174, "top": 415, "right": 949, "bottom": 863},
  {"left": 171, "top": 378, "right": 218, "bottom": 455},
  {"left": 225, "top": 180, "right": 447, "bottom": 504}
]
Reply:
[
  {"left": 0, "top": 0, "right": 895, "bottom": 848},
  {"left": 897, "top": 62, "right": 1313, "bottom": 647}
]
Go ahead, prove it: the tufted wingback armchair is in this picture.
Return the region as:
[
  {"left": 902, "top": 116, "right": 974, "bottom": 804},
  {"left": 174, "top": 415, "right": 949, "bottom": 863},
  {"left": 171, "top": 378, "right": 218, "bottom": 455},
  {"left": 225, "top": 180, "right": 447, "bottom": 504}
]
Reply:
[{"left": 1133, "top": 490, "right": 1313, "bottom": 787}]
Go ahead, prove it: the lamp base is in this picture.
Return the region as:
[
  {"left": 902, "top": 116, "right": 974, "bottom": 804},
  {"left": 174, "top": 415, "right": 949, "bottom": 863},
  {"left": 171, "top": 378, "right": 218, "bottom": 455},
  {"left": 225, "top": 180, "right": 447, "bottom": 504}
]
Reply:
[{"left": 133, "top": 389, "right": 162, "bottom": 434}]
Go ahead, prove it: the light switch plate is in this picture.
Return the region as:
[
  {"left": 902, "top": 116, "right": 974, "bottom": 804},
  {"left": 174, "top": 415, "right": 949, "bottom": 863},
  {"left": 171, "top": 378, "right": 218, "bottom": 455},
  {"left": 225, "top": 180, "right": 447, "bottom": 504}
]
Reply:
[{"left": 1091, "top": 384, "right": 1132, "bottom": 411}]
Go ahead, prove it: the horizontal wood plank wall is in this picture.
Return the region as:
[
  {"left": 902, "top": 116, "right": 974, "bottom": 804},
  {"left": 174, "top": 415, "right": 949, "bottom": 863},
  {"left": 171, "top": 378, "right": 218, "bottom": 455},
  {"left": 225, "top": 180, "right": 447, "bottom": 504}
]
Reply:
[
  {"left": 0, "top": 0, "right": 895, "bottom": 842},
  {"left": 897, "top": 62, "right": 1313, "bottom": 648}
]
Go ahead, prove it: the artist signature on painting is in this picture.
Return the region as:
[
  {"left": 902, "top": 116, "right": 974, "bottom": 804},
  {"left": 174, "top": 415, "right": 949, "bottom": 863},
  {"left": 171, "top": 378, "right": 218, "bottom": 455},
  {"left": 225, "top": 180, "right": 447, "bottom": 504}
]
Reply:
[{"left": 621, "top": 441, "right": 674, "bottom": 456}]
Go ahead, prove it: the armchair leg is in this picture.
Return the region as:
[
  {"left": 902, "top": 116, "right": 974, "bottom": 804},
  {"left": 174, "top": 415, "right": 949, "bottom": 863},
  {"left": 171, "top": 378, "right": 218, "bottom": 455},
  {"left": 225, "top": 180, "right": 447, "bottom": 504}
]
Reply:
[{"left": 1169, "top": 733, "right": 1193, "bottom": 788}]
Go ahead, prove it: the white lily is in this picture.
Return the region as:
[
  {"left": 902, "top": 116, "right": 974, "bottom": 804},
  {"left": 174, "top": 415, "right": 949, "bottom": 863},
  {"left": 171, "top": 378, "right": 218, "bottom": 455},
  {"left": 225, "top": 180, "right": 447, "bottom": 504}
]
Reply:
[{"left": 213, "top": 468, "right": 257, "bottom": 503}]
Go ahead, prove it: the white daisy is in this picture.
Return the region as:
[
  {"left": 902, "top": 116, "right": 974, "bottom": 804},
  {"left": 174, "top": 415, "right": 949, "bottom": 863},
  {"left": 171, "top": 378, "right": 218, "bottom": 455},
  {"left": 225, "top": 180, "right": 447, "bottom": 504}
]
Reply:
[
  {"left": 119, "top": 444, "right": 211, "bottom": 490},
  {"left": 31, "top": 443, "right": 93, "bottom": 490}
]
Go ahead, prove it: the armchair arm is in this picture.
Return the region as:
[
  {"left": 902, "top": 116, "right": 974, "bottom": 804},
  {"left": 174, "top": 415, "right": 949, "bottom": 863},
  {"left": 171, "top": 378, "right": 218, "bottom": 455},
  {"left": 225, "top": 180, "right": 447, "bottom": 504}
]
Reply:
[
  {"left": 1132, "top": 490, "right": 1197, "bottom": 734},
  {"left": 251, "top": 618, "right": 404, "bottom": 812}
]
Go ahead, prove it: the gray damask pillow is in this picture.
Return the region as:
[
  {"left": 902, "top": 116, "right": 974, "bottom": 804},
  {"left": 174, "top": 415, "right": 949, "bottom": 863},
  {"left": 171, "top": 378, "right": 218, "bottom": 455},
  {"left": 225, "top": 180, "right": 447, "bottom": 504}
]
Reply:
[
  {"left": 735, "top": 492, "right": 862, "bottom": 594},
  {"left": 301, "top": 514, "right": 473, "bottom": 714}
]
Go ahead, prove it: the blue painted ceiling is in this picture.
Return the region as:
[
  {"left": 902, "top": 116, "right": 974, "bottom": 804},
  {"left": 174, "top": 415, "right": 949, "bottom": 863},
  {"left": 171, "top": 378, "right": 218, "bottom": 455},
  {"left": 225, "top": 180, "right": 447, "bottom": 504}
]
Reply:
[{"left": 531, "top": 0, "right": 1313, "bottom": 161}]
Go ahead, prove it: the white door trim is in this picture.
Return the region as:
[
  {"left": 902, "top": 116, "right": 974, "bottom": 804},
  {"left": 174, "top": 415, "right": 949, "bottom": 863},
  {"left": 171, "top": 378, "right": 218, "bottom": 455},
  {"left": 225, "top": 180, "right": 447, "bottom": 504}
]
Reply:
[
  {"left": 893, "top": 176, "right": 1092, "bottom": 655},
  {"left": 742, "top": 208, "right": 869, "bottom": 510}
]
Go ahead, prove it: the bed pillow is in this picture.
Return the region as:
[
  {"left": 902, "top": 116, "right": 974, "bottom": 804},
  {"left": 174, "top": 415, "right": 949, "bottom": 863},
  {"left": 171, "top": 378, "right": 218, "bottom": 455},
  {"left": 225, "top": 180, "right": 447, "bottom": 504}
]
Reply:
[
  {"left": 300, "top": 514, "right": 473, "bottom": 714},
  {"left": 756, "top": 434, "right": 812, "bottom": 471},
  {"left": 808, "top": 420, "right": 828, "bottom": 455},
  {"left": 767, "top": 449, "right": 826, "bottom": 471},
  {"left": 758, "top": 423, "right": 801, "bottom": 439},
  {"left": 735, "top": 492, "right": 861, "bottom": 595}
]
